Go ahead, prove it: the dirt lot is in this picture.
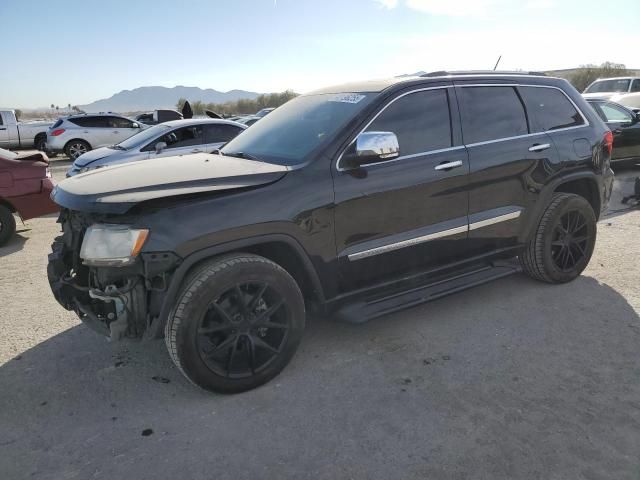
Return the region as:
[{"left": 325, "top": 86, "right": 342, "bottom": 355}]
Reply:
[{"left": 1, "top": 159, "right": 639, "bottom": 479}]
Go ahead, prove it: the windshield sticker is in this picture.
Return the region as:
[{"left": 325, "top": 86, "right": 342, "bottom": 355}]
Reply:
[{"left": 329, "top": 93, "right": 366, "bottom": 104}]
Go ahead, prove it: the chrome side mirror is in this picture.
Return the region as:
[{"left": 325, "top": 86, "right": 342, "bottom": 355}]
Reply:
[
  {"left": 155, "top": 141, "right": 167, "bottom": 154},
  {"left": 342, "top": 131, "right": 399, "bottom": 169}
]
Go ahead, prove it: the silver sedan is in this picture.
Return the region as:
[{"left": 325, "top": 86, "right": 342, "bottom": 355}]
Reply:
[{"left": 67, "top": 118, "right": 246, "bottom": 176}]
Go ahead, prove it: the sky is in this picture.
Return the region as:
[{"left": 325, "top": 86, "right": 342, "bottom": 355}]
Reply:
[{"left": 1, "top": 0, "right": 639, "bottom": 108}]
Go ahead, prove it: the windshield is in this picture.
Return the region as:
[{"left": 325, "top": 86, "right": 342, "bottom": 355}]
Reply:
[
  {"left": 585, "top": 79, "right": 631, "bottom": 93},
  {"left": 116, "top": 124, "right": 171, "bottom": 150},
  {"left": 221, "top": 92, "right": 374, "bottom": 165}
]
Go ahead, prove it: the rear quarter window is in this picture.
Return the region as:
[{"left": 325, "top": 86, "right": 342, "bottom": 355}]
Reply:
[
  {"left": 459, "top": 86, "right": 528, "bottom": 144},
  {"left": 519, "top": 87, "right": 584, "bottom": 132},
  {"left": 51, "top": 119, "right": 63, "bottom": 129}
]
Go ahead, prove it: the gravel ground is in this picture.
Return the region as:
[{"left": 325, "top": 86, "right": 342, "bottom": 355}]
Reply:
[{"left": 0, "top": 159, "right": 639, "bottom": 479}]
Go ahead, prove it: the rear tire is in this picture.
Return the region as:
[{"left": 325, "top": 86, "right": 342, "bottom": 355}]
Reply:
[
  {"left": 64, "top": 140, "right": 90, "bottom": 159},
  {"left": 520, "top": 193, "right": 596, "bottom": 283},
  {"left": 0, "top": 205, "right": 16, "bottom": 247},
  {"left": 165, "top": 254, "right": 305, "bottom": 394}
]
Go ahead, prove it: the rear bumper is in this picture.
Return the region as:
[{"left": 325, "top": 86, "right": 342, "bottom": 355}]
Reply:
[
  {"left": 10, "top": 178, "right": 59, "bottom": 221},
  {"left": 44, "top": 137, "right": 66, "bottom": 153}
]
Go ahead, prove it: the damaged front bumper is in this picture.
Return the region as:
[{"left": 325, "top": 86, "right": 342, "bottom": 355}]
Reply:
[{"left": 47, "top": 211, "right": 181, "bottom": 341}]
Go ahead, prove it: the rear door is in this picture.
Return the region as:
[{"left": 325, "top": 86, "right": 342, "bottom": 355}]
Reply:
[
  {"left": 333, "top": 84, "right": 470, "bottom": 291},
  {"left": 203, "top": 123, "right": 245, "bottom": 151},
  {"left": 69, "top": 116, "right": 111, "bottom": 147},
  {"left": 456, "top": 83, "right": 559, "bottom": 255}
]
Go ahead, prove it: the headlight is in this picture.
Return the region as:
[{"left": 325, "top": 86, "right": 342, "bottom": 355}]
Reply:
[{"left": 80, "top": 224, "right": 149, "bottom": 267}]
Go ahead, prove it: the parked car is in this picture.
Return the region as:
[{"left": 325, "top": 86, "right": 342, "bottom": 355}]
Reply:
[
  {"left": 0, "top": 148, "right": 58, "bottom": 246},
  {"left": 48, "top": 71, "right": 613, "bottom": 394},
  {"left": 45, "top": 113, "right": 148, "bottom": 160},
  {"left": 254, "top": 107, "right": 275, "bottom": 118},
  {"left": 587, "top": 99, "right": 640, "bottom": 165},
  {"left": 236, "top": 115, "right": 261, "bottom": 127},
  {"left": 66, "top": 119, "right": 247, "bottom": 176},
  {"left": 135, "top": 109, "right": 183, "bottom": 125},
  {"left": 583, "top": 77, "right": 640, "bottom": 109},
  {"left": 0, "top": 110, "right": 53, "bottom": 152}
]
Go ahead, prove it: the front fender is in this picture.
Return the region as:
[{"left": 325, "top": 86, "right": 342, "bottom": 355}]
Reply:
[{"left": 149, "top": 233, "right": 326, "bottom": 339}]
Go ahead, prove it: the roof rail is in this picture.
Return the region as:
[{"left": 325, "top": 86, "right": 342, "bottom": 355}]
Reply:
[{"left": 420, "top": 70, "right": 547, "bottom": 77}]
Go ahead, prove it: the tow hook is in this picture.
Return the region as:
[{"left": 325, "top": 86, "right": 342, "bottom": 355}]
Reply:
[{"left": 89, "top": 285, "right": 128, "bottom": 341}]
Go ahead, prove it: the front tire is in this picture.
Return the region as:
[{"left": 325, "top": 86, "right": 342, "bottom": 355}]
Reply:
[
  {"left": 165, "top": 254, "right": 305, "bottom": 394},
  {"left": 0, "top": 205, "right": 16, "bottom": 247},
  {"left": 520, "top": 193, "right": 597, "bottom": 283}
]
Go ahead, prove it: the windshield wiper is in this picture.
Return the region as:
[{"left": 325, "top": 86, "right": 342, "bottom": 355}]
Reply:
[{"left": 222, "top": 151, "right": 261, "bottom": 161}]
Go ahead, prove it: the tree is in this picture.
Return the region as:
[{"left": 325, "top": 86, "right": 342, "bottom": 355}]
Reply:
[
  {"left": 566, "top": 62, "right": 629, "bottom": 92},
  {"left": 174, "top": 90, "right": 298, "bottom": 117}
]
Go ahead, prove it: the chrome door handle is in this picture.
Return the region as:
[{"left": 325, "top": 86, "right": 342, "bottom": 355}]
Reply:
[
  {"left": 529, "top": 143, "right": 550, "bottom": 152},
  {"left": 434, "top": 160, "right": 463, "bottom": 171}
]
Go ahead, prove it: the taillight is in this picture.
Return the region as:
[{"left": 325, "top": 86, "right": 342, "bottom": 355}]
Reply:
[
  {"left": 604, "top": 131, "right": 613, "bottom": 156},
  {"left": 51, "top": 129, "right": 65, "bottom": 136}
]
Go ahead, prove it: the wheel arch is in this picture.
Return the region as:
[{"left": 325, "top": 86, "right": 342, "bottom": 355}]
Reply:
[
  {"left": 34, "top": 132, "right": 47, "bottom": 147},
  {"left": 0, "top": 197, "right": 16, "bottom": 213},
  {"left": 520, "top": 171, "right": 603, "bottom": 244},
  {"left": 152, "top": 234, "right": 325, "bottom": 338},
  {"left": 553, "top": 177, "right": 601, "bottom": 219},
  {"left": 64, "top": 138, "right": 93, "bottom": 152}
]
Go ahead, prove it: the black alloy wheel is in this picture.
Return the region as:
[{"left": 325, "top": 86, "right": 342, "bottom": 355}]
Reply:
[{"left": 196, "top": 282, "right": 291, "bottom": 379}]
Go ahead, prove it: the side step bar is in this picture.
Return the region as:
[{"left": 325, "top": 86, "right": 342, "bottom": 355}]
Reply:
[{"left": 333, "top": 262, "right": 520, "bottom": 324}]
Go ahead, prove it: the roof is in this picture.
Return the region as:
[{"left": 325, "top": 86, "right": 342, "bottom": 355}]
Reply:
[
  {"left": 160, "top": 118, "right": 246, "bottom": 128},
  {"left": 591, "top": 76, "right": 640, "bottom": 81},
  {"left": 307, "top": 71, "right": 561, "bottom": 95}
]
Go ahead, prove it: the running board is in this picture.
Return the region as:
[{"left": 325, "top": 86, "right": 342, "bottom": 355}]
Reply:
[{"left": 333, "top": 262, "right": 520, "bottom": 324}]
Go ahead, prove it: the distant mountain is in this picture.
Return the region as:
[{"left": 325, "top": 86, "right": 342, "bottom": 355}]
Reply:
[{"left": 78, "top": 86, "right": 261, "bottom": 113}]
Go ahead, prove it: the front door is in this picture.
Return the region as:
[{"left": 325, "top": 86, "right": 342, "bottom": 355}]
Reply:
[{"left": 332, "top": 85, "right": 470, "bottom": 292}]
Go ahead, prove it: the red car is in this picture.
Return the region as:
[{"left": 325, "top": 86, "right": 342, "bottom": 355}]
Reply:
[{"left": 0, "top": 148, "right": 59, "bottom": 246}]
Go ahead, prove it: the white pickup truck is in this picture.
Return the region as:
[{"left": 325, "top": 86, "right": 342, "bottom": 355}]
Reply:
[{"left": 0, "top": 110, "right": 53, "bottom": 151}]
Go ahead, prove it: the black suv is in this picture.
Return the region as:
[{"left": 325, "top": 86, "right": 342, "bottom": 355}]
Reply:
[{"left": 48, "top": 72, "right": 614, "bottom": 393}]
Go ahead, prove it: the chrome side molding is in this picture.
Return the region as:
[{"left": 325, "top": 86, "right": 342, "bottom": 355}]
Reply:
[
  {"left": 468, "top": 211, "right": 521, "bottom": 231},
  {"left": 348, "top": 210, "right": 522, "bottom": 261}
]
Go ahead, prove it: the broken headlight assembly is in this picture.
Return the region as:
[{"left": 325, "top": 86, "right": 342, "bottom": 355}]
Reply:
[{"left": 80, "top": 224, "right": 149, "bottom": 267}]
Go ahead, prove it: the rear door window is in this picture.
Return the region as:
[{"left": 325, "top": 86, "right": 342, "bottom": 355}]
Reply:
[
  {"left": 364, "top": 88, "right": 452, "bottom": 156},
  {"left": 631, "top": 80, "right": 640, "bottom": 93},
  {"left": 519, "top": 86, "right": 584, "bottom": 132},
  {"left": 69, "top": 116, "right": 109, "bottom": 128},
  {"left": 459, "top": 86, "right": 528, "bottom": 144},
  {"left": 144, "top": 125, "right": 205, "bottom": 150},
  {"left": 204, "top": 124, "right": 244, "bottom": 143}
]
